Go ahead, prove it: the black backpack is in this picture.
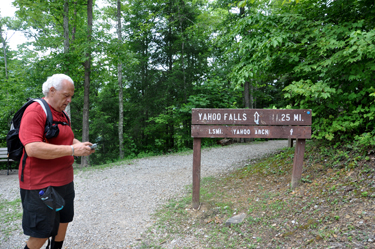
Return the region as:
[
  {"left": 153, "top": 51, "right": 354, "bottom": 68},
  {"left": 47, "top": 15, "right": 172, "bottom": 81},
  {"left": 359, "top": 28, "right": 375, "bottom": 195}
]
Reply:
[{"left": 6, "top": 98, "right": 70, "bottom": 181}]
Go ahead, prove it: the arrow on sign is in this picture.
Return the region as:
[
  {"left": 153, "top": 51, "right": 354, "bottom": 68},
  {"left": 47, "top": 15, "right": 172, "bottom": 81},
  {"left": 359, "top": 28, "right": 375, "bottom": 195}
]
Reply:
[{"left": 254, "top": 112, "right": 259, "bottom": 125}]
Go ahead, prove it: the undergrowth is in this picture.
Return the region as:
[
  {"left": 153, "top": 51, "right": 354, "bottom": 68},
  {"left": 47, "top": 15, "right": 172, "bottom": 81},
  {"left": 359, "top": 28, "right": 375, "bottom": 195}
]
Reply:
[{"left": 138, "top": 140, "right": 375, "bottom": 248}]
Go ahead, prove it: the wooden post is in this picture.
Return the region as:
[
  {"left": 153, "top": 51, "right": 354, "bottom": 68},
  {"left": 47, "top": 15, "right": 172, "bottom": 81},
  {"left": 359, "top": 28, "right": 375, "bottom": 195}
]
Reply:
[
  {"left": 291, "top": 139, "right": 306, "bottom": 189},
  {"left": 192, "top": 138, "right": 201, "bottom": 209}
]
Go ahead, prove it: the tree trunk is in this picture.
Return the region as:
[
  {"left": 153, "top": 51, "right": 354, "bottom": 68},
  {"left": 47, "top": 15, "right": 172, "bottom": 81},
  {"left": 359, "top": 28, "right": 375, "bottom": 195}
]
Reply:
[
  {"left": 244, "top": 81, "right": 250, "bottom": 108},
  {"left": 239, "top": 6, "right": 247, "bottom": 143},
  {"left": 252, "top": 83, "right": 256, "bottom": 108},
  {"left": 81, "top": 0, "right": 93, "bottom": 167},
  {"left": 72, "top": 1, "right": 77, "bottom": 41},
  {"left": 250, "top": 80, "right": 254, "bottom": 109},
  {"left": 240, "top": 7, "right": 245, "bottom": 17},
  {"left": 178, "top": 4, "right": 187, "bottom": 103},
  {"left": 63, "top": 0, "right": 69, "bottom": 54},
  {"left": 117, "top": 0, "right": 124, "bottom": 159},
  {"left": 0, "top": 25, "right": 8, "bottom": 80},
  {"left": 63, "top": 0, "right": 71, "bottom": 120}
]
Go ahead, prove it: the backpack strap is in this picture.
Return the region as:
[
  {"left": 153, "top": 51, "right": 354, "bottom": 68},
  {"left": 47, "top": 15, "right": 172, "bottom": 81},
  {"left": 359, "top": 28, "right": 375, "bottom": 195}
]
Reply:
[
  {"left": 32, "top": 99, "right": 49, "bottom": 120},
  {"left": 20, "top": 151, "right": 27, "bottom": 182},
  {"left": 53, "top": 112, "right": 70, "bottom": 126},
  {"left": 62, "top": 111, "right": 71, "bottom": 126},
  {"left": 7, "top": 157, "right": 10, "bottom": 175},
  {"left": 20, "top": 98, "right": 51, "bottom": 182},
  {"left": 36, "top": 98, "right": 53, "bottom": 129},
  {"left": 36, "top": 98, "right": 70, "bottom": 126}
]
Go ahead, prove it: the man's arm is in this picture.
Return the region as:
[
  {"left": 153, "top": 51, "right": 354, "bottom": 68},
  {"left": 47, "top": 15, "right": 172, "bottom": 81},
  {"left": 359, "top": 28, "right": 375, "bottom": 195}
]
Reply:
[{"left": 25, "top": 141, "right": 94, "bottom": 160}]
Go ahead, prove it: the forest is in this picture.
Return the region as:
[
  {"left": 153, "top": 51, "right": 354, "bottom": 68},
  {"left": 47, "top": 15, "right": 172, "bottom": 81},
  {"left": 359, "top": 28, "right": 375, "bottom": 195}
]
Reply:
[{"left": 0, "top": 0, "right": 374, "bottom": 166}]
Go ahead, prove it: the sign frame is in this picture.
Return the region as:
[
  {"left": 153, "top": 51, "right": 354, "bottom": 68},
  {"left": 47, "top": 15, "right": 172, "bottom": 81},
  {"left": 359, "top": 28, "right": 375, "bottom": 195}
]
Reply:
[{"left": 191, "top": 108, "right": 312, "bottom": 209}]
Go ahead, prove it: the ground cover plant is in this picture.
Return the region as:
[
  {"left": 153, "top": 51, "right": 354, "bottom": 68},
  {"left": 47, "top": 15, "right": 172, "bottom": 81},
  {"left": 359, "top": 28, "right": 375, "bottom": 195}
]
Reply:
[
  {"left": 0, "top": 197, "right": 22, "bottom": 240},
  {"left": 139, "top": 140, "right": 375, "bottom": 248}
]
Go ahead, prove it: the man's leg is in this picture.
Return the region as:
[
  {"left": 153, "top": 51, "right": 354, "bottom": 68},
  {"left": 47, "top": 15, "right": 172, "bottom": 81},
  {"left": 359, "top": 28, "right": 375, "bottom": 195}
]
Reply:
[
  {"left": 26, "top": 237, "right": 48, "bottom": 249},
  {"left": 50, "top": 182, "right": 75, "bottom": 249},
  {"left": 21, "top": 189, "right": 51, "bottom": 249},
  {"left": 25, "top": 223, "right": 69, "bottom": 249},
  {"left": 55, "top": 222, "right": 69, "bottom": 241},
  {"left": 51, "top": 223, "right": 69, "bottom": 249}
]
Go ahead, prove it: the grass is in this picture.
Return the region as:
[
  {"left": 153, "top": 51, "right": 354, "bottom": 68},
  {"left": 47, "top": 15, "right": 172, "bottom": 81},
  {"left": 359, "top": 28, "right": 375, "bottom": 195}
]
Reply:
[
  {"left": 0, "top": 197, "right": 22, "bottom": 242},
  {"left": 137, "top": 140, "right": 375, "bottom": 248}
]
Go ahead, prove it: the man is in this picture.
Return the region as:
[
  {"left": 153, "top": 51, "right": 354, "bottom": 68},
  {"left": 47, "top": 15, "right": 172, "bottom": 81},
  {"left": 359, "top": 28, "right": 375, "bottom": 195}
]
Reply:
[{"left": 19, "top": 74, "right": 95, "bottom": 249}]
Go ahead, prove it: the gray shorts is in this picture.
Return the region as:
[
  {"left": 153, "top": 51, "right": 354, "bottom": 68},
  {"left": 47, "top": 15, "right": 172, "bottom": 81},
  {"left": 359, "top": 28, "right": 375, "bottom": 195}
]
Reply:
[{"left": 20, "top": 182, "right": 75, "bottom": 238}]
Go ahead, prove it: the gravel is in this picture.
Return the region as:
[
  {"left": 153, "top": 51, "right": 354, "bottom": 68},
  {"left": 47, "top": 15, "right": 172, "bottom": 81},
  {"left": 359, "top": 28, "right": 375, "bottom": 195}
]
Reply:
[{"left": 0, "top": 140, "right": 287, "bottom": 248}]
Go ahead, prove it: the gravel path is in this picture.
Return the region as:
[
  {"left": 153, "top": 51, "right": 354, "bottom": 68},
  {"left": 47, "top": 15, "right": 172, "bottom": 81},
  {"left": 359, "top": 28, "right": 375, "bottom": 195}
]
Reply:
[{"left": 0, "top": 140, "right": 287, "bottom": 249}]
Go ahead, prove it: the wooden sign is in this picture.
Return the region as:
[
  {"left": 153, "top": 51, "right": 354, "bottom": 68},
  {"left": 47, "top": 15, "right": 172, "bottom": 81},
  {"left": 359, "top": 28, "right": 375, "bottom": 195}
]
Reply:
[
  {"left": 191, "top": 108, "right": 312, "bottom": 209},
  {"left": 192, "top": 108, "right": 312, "bottom": 126},
  {"left": 191, "top": 125, "right": 311, "bottom": 138}
]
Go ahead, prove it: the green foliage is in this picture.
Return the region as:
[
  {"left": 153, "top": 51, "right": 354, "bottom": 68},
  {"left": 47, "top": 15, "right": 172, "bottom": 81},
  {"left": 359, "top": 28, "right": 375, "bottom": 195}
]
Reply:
[
  {"left": 279, "top": 15, "right": 375, "bottom": 144},
  {"left": 213, "top": 0, "right": 375, "bottom": 146},
  {"left": 1, "top": 0, "right": 374, "bottom": 164}
]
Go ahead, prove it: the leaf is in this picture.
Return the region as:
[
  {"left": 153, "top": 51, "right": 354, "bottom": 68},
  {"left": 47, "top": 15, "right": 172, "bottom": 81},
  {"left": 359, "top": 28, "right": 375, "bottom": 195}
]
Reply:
[{"left": 238, "top": 0, "right": 247, "bottom": 8}]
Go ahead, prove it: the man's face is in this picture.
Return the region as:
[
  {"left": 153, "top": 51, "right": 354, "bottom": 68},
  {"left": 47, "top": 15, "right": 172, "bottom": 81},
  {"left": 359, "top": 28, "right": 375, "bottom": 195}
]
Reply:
[{"left": 50, "top": 80, "right": 74, "bottom": 112}]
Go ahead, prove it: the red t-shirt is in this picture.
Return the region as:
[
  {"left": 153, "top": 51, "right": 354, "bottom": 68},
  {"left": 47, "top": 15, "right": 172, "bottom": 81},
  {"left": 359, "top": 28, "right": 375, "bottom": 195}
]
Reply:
[{"left": 19, "top": 101, "right": 74, "bottom": 190}]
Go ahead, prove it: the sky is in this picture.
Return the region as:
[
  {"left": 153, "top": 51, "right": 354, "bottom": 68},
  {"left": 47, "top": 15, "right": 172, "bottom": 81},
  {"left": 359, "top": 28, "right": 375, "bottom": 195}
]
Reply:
[{"left": 1, "top": 0, "right": 27, "bottom": 50}]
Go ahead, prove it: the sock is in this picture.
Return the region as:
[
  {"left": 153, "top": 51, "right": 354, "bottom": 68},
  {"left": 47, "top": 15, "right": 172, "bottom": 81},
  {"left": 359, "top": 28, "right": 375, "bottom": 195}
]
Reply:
[
  {"left": 24, "top": 245, "right": 30, "bottom": 249},
  {"left": 51, "top": 240, "right": 64, "bottom": 249}
]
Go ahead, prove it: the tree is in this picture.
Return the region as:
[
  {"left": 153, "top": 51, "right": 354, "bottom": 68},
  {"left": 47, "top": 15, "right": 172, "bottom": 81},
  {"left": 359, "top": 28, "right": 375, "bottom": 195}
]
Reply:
[
  {"left": 0, "top": 16, "right": 13, "bottom": 80},
  {"left": 12, "top": 0, "right": 99, "bottom": 163},
  {"left": 214, "top": 0, "right": 375, "bottom": 145},
  {"left": 81, "top": 0, "right": 93, "bottom": 167},
  {"left": 117, "top": 0, "right": 124, "bottom": 159},
  {"left": 63, "top": 0, "right": 72, "bottom": 120}
]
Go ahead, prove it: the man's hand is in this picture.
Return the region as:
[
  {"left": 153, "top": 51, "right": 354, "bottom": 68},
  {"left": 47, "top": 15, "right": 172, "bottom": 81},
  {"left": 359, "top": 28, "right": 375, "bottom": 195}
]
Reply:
[{"left": 72, "top": 142, "right": 95, "bottom": 156}]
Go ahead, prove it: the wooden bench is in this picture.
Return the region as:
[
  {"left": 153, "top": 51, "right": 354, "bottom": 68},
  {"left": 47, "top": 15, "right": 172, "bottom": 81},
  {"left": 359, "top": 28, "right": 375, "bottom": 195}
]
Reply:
[{"left": 0, "top": 148, "right": 14, "bottom": 175}]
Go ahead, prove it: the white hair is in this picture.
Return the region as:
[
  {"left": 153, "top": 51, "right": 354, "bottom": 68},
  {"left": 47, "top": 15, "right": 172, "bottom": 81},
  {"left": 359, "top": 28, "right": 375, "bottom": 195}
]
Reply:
[{"left": 42, "top": 74, "right": 74, "bottom": 97}]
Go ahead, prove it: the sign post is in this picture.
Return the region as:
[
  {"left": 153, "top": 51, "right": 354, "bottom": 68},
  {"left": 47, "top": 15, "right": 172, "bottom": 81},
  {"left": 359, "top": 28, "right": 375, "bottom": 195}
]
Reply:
[
  {"left": 191, "top": 108, "right": 312, "bottom": 209},
  {"left": 192, "top": 138, "right": 201, "bottom": 208}
]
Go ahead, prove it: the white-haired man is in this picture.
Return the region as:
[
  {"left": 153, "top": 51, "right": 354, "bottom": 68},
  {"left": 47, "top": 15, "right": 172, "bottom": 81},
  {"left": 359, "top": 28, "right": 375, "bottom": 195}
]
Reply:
[{"left": 19, "top": 74, "right": 95, "bottom": 249}]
